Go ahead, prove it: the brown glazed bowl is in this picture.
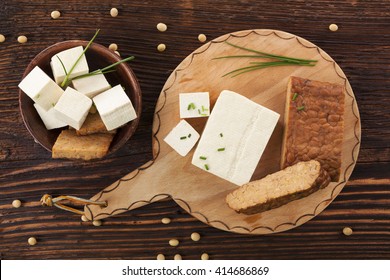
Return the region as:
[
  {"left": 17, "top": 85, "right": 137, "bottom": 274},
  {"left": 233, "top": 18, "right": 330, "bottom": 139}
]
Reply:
[{"left": 19, "top": 40, "right": 142, "bottom": 157}]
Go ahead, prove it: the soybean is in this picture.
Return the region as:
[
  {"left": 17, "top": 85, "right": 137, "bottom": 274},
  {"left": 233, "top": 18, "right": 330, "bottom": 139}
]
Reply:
[
  {"left": 51, "top": 10, "right": 61, "bottom": 19},
  {"left": 198, "top": 34, "right": 207, "bottom": 43},
  {"left": 110, "top": 8, "right": 119, "bottom": 17},
  {"left": 157, "top": 23, "right": 167, "bottom": 32},
  {"left": 169, "top": 239, "right": 179, "bottom": 247},
  {"left": 157, "top": 43, "right": 166, "bottom": 52},
  {"left": 161, "top": 217, "right": 171, "bottom": 224},
  {"left": 12, "top": 199, "right": 22, "bottom": 208},
  {"left": 28, "top": 237, "right": 37, "bottom": 246},
  {"left": 329, "top": 23, "right": 338, "bottom": 32},
  {"left": 17, "top": 35, "right": 28, "bottom": 44}
]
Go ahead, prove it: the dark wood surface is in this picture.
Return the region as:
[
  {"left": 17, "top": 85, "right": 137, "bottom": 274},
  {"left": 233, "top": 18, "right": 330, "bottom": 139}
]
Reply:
[{"left": 1, "top": 0, "right": 389, "bottom": 260}]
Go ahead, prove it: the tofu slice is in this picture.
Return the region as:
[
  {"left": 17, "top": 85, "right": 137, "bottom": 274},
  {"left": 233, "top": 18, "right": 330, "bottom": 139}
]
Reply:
[
  {"left": 18, "top": 66, "right": 64, "bottom": 111},
  {"left": 54, "top": 87, "right": 92, "bottom": 130},
  {"left": 164, "top": 120, "right": 200, "bottom": 156},
  {"left": 50, "top": 46, "right": 89, "bottom": 84},
  {"left": 192, "top": 90, "right": 280, "bottom": 186},
  {"left": 33, "top": 103, "right": 67, "bottom": 130},
  {"left": 93, "top": 85, "right": 137, "bottom": 131},
  {"left": 179, "top": 92, "right": 210, "bottom": 118},
  {"left": 71, "top": 73, "right": 111, "bottom": 98}
]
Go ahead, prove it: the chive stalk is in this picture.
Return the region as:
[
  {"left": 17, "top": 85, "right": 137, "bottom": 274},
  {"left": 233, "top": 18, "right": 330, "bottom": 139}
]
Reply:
[{"left": 214, "top": 41, "right": 317, "bottom": 77}]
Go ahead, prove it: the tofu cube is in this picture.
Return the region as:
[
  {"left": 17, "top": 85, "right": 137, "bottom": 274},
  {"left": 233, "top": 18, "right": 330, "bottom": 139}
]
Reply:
[
  {"left": 192, "top": 90, "right": 280, "bottom": 186},
  {"left": 71, "top": 73, "right": 111, "bottom": 98},
  {"left": 50, "top": 46, "right": 89, "bottom": 84},
  {"left": 34, "top": 103, "right": 67, "bottom": 130},
  {"left": 18, "top": 66, "right": 64, "bottom": 111},
  {"left": 93, "top": 85, "right": 137, "bottom": 131},
  {"left": 54, "top": 87, "right": 92, "bottom": 130},
  {"left": 164, "top": 120, "right": 200, "bottom": 157},
  {"left": 179, "top": 92, "right": 210, "bottom": 118}
]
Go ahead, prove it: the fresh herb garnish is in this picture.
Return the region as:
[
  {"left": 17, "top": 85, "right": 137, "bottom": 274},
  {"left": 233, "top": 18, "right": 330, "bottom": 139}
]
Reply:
[
  {"left": 217, "top": 148, "right": 225, "bottom": 151},
  {"left": 297, "top": 105, "right": 305, "bottom": 111},
  {"left": 292, "top": 93, "right": 298, "bottom": 101},
  {"left": 188, "top": 133, "right": 191, "bottom": 138},
  {"left": 60, "top": 29, "right": 135, "bottom": 88},
  {"left": 204, "top": 164, "right": 209, "bottom": 170},
  {"left": 61, "top": 29, "right": 100, "bottom": 87},
  {"left": 187, "top": 102, "right": 196, "bottom": 110},
  {"left": 220, "top": 133, "right": 223, "bottom": 137},
  {"left": 180, "top": 136, "right": 187, "bottom": 140},
  {"left": 214, "top": 42, "right": 317, "bottom": 77},
  {"left": 199, "top": 156, "right": 207, "bottom": 160}
]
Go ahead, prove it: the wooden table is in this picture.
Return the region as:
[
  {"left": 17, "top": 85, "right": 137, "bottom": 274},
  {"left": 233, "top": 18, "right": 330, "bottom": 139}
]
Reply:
[{"left": 1, "top": 0, "right": 389, "bottom": 260}]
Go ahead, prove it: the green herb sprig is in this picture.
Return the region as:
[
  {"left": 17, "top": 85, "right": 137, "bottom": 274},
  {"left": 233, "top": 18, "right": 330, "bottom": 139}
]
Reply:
[
  {"left": 59, "top": 29, "right": 135, "bottom": 88},
  {"left": 213, "top": 42, "right": 317, "bottom": 77}
]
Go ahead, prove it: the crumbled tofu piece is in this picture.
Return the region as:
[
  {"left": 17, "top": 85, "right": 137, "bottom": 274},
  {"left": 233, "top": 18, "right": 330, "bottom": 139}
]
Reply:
[
  {"left": 18, "top": 66, "right": 64, "bottom": 111},
  {"left": 34, "top": 103, "right": 67, "bottom": 130},
  {"left": 71, "top": 73, "right": 111, "bottom": 98},
  {"left": 192, "top": 90, "right": 280, "bottom": 186},
  {"left": 50, "top": 46, "right": 89, "bottom": 84},
  {"left": 164, "top": 120, "right": 200, "bottom": 157},
  {"left": 92, "top": 85, "right": 137, "bottom": 130},
  {"left": 54, "top": 87, "right": 92, "bottom": 130},
  {"left": 179, "top": 92, "right": 210, "bottom": 118}
]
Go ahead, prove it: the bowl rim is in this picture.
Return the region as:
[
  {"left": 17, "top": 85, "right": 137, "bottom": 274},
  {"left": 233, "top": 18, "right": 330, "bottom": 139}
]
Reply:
[{"left": 18, "top": 40, "right": 142, "bottom": 156}]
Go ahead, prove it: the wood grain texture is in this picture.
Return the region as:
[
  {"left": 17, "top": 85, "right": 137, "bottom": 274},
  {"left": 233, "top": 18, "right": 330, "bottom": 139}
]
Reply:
[{"left": 1, "top": 0, "right": 389, "bottom": 259}]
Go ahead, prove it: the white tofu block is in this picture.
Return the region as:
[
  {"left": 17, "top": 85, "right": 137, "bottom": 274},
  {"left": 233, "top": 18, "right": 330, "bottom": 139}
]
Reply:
[
  {"left": 164, "top": 120, "right": 200, "bottom": 157},
  {"left": 50, "top": 46, "right": 89, "bottom": 84},
  {"left": 71, "top": 73, "right": 111, "bottom": 98},
  {"left": 192, "top": 90, "right": 280, "bottom": 186},
  {"left": 34, "top": 103, "right": 67, "bottom": 130},
  {"left": 54, "top": 87, "right": 92, "bottom": 130},
  {"left": 179, "top": 92, "right": 210, "bottom": 118},
  {"left": 93, "top": 85, "right": 137, "bottom": 131},
  {"left": 18, "top": 66, "right": 64, "bottom": 111}
]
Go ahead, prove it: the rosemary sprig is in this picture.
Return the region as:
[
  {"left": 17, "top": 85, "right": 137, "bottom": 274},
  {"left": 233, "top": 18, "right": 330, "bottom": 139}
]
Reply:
[
  {"left": 214, "top": 41, "right": 317, "bottom": 77},
  {"left": 61, "top": 29, "right": 100, "bottom": 88}
]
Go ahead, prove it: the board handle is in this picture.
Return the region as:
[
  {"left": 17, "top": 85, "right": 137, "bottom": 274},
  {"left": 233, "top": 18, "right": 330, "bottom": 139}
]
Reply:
[{"left": 84, "top": 158, "right": 171, "bottom": 221}]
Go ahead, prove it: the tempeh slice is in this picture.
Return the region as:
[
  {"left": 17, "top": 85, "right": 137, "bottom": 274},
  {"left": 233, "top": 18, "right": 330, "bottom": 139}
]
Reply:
[
  {"left": 226, "top": 160, "right": 330, "bottom": 215},
  {"left": 281, "top": 76, "right": 345, "bottom": 181}
]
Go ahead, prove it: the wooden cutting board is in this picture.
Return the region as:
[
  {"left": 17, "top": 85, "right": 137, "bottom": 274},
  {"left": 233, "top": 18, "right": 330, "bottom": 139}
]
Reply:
[{"left": 85, "top": 29, "right": 361, "bottom": 234}]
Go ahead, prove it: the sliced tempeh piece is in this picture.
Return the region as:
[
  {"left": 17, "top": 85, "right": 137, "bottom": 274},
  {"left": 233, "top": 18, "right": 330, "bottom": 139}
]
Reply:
[
  {"left": 281, "top": 76, "right": 345, "bottom": 181},
  {"left": 52, "top": 129, "right": 114, "bottom": 160},
  {"left": 226, "top": 160, "right": 331, "bottom": 215}
]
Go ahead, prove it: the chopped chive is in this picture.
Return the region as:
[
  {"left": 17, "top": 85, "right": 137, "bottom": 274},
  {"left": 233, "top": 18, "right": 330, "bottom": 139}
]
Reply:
[
  {"left": 198, "top": 109, "right": 201, "bottom": 114},
  {"left": 51, "top": 103, "right": 55, "bottom": 107},
  {"left": 180, "top": 136, "right": 187, "bottom": 140},
  {"left": 188, "top": 133, "right": 191, "bottom": 138},
  {"left": 219, "top": 133, "right": 223, "bottom": 137},
  {"left": 187, "top": 102, "right": 196, "bottom": 110},
  {"left": 297, "top": 105, "right": 305, "bottom": 111},
  {"left": 217, "top": 148, "right": 225, "bottom": 151},
  {"left": 201, "top": 105, "right": 209, "bottom": 112},
  {"left": 199, "top": 156, "right": 207, "bottom": 160},
  {"left": 204, "top": 164, "right": 209, "bottom": 170},
  {"left": 36, "top": 94, "right": 40, "bottom": 98},
  {"left": 292, "top": 93, "right": 298, "bottom": 101}
]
